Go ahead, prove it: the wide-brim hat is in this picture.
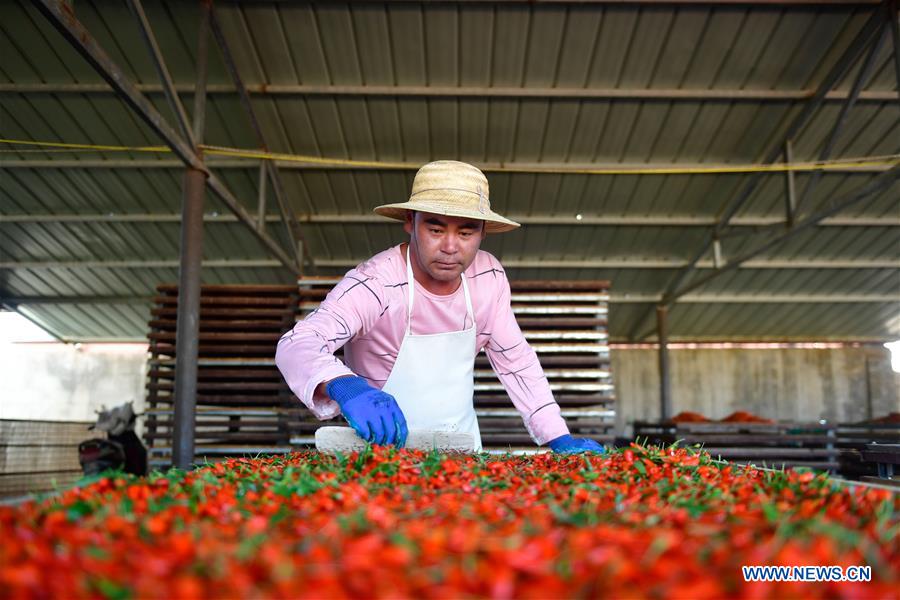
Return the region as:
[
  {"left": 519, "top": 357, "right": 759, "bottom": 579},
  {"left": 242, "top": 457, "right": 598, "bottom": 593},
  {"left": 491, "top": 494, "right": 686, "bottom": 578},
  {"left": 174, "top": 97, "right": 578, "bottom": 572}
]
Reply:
[{"left": 373, "top": 160, "right": 520, "bottom": 233}]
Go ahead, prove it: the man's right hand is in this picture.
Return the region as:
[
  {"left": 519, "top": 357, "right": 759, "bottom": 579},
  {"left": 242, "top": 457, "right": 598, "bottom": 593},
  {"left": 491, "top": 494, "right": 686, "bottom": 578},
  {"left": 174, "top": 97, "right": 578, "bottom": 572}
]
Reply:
[{"left": 325, "top": 376, "right": 408, "bottom": 447}]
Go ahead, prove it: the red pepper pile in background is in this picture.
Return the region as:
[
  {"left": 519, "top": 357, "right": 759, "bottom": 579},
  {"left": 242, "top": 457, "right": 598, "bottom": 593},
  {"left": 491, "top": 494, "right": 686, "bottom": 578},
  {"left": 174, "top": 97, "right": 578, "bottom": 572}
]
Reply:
[
  {"left": 1, "top": 444, "right": 897, "bottom": 599},
  {"left": 671, "top": 410, "right": 776, "bottom": 424},
  {"left": 719, "top": 411, "right": 776, "bottom": 424},
  {"left": 866, "top": 412, "right": 900, "bottom": 424},
  {"left": 670, "top": 411, "right": 712, "bottom": 423}
]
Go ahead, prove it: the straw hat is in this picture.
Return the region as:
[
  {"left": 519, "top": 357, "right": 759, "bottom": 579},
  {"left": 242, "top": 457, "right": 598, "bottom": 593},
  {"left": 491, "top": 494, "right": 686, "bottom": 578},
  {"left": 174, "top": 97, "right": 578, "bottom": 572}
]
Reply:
[{"left": 374, "top": 160, "right": 520, "bottom": 233}]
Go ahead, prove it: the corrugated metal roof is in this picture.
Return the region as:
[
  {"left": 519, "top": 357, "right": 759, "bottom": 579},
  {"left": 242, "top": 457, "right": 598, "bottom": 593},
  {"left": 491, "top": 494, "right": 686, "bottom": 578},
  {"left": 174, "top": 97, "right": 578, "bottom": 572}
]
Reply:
[{"left": 0, "top": 0, "right": 897, "bottom": 342}]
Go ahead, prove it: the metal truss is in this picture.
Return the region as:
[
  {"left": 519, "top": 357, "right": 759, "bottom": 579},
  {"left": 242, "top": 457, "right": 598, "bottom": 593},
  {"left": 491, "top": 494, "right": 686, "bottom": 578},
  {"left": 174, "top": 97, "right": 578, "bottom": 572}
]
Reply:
[{"left": 627, "top": 0, "right": 900, "bottom": 342}]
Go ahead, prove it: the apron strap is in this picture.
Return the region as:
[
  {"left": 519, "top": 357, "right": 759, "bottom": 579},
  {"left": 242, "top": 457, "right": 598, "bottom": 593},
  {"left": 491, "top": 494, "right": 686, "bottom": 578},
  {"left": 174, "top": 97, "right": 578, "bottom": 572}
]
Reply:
[
  {"left": 405, "top": 244, "right": 475, "bottom": 335},
  {"left": 405, "top": 245, "right": 416, "bottom": 335},
  {"left": 460, "top": 270, "right": 474, "bottom": 326}
]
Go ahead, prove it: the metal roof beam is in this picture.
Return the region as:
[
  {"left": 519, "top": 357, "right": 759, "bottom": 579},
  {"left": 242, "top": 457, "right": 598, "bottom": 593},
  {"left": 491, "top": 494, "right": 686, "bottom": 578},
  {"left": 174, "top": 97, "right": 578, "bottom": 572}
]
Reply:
[
  {"left": 31, "top": 0, "right": 299, "bottom": 275},
  {"left": 4, "top": 293, "right": 897, "bottom": 306},
  {"left": 2, "top": 258, "right": 896, "bottom": 270},
  {"left": 0, "top": 159, "right": 892, "bottom": 173},
  {"left": 0, "top": 84, "right": 894, "bottom": 102},
  {"left": 783, "top": 141, "right": 798, "bottom": 226},
  {"left": 3, "top": 213, "right": 897, "bottom": 227},
  {"left": 237, "top": 0, "right": 881, "bottom": 4}
]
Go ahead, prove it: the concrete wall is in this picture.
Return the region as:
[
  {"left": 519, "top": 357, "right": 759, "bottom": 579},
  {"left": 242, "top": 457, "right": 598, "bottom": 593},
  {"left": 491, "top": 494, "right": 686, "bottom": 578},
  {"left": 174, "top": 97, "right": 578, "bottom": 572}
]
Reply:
[
  {"left": 611, "top": 346, "right": 900, "bottom": 435},
  {"left": 2, "top": 342, "right": 897, "bottom": 441},
  {"left": 0, "top": 343, "right": 148, "bottom": 425}
]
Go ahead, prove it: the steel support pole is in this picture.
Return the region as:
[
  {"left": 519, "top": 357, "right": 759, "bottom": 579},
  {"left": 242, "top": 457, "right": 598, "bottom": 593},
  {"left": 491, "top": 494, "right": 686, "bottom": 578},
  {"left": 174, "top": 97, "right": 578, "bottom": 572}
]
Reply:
[
  {"left": 171, "top": 0, "right": 214, "bottom": 471},
  {"left": 172, "top": 168, "right": 205, "bottom": 470},
  {"left": 656, "top": 305, "right": 672, "bottom": 421}
]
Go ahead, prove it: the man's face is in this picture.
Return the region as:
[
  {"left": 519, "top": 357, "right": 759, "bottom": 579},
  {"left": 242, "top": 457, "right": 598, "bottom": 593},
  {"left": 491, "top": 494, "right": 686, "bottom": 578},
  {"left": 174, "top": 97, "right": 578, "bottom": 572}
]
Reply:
[{"left": 404, "top": 211, "right": 486, "bottom": 283}]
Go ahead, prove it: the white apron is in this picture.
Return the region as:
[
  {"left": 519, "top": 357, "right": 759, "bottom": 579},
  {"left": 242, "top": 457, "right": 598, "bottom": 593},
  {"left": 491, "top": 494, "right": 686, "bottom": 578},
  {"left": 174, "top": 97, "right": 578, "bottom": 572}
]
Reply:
[{"left": 381, "top": 245, "right": 482, "bottom": 451}]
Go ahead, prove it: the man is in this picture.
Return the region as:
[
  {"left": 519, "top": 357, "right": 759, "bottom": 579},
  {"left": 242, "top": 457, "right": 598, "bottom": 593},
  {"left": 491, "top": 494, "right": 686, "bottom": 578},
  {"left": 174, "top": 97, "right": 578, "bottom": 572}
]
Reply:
[{"left": 276, "top": 160, "right": 604, "bottom": 455}]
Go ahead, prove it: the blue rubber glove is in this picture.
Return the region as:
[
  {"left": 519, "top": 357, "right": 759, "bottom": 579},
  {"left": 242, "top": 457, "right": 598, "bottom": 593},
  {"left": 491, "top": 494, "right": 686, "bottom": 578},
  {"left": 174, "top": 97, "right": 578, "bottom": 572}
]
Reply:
[
  {"left": 548, "top": 434, "right": 605, "bottom": 454},
  {"left": 326, "top": 376, "right": 408, "bottom": 447}
]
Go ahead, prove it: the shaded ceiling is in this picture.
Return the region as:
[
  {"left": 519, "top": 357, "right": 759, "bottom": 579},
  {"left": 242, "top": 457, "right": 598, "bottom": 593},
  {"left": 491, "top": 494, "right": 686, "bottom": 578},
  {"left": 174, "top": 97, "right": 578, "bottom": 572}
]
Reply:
[{"left": 0, "top": 0, "right": 898, "bottom": 342}]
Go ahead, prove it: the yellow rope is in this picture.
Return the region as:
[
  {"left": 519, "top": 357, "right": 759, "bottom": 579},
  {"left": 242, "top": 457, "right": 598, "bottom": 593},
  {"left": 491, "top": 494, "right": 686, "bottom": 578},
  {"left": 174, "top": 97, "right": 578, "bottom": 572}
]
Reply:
[
  {"left": 1, "top": 138, "right": 898, "bottom": 175},
  {"left": 198, "top": 144, "right": 415, "bottom": 169},
  {"left": 0, "top": 138, "right": 169, "bottom": 153}
]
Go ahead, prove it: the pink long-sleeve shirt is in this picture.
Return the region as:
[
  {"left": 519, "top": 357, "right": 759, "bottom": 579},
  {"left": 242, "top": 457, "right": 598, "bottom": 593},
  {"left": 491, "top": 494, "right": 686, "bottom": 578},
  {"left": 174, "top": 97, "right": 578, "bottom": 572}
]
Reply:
[{"left": 275, "top": 243, "right": 570, "bottom": 445}]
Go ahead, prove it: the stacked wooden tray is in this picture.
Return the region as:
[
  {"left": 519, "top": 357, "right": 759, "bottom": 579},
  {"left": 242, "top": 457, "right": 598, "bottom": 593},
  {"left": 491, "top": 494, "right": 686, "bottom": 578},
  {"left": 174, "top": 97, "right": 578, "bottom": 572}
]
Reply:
[
  {"left": 633, "top": 420, "right": 840, "bottom": 472},
  {"left": 294, "top": 278, "right": 615, "bottom": 453},
  {"left": 0, "top": 420, "right": 92, "bottom": 498},
  {"left": 835, "top": 420, "right": 900, "bottom": 479},
  {"left": 143, "top": 284, "right": 299, "bottom": 467},
  {"left": 859, "top": 443, "right": 899, "bottom": 485},
  {"left": 477, "top": 280, "right": 613, "bottom": 451},
  {"left": 146, "top": 278, "right": 616, "bottom": 463}
]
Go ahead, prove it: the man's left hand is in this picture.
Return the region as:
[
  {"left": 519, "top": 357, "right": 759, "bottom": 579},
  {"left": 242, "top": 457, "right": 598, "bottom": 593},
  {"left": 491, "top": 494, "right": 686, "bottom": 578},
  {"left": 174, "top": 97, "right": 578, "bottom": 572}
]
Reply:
[{"left": 548, "top": 434, "right": 605, "bottom": 454}]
